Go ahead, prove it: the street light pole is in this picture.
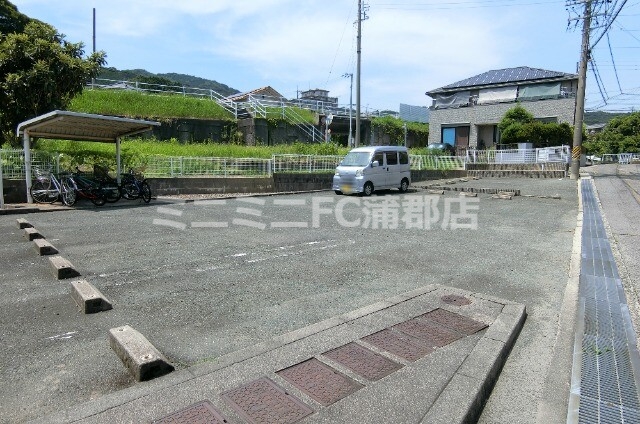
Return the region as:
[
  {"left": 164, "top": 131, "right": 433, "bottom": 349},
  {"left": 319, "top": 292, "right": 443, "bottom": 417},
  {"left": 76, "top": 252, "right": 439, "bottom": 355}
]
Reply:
[{"left": 343, "top": 73, "right": 353, "bottom": 146}]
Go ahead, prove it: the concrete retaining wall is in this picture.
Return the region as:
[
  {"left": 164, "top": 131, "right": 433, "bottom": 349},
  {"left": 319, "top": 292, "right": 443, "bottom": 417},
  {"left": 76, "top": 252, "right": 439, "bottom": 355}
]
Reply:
[
  {"left": 150, "top": 177, "right": 274, "bottom": 196},
  {"left": 2, "top": 170, "right": 469, "bottom": 203}
]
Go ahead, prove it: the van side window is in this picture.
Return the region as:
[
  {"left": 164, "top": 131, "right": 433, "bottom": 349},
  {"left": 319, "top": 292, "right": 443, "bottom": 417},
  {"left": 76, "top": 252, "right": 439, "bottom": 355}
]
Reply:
[
  {"left": 385, "top": 151, "right": 398, "bottom": 165},
  {"left": 372, "top": 152, "right": 384, "bottom": 165},
  {"left": 399, "top": 151, "right": 409, "bottom": 165}
]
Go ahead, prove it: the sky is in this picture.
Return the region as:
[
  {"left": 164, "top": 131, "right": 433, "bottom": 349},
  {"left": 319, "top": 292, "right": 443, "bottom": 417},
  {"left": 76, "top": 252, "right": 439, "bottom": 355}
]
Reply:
[{"left": 10, "top": 0, "right": 640, "bottom": 113}]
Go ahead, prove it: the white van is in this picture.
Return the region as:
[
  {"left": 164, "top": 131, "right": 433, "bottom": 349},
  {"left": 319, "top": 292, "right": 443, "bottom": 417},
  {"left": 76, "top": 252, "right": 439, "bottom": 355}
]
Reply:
[{"left": 332, "top": 146, "right": 411, "bottom": 196}]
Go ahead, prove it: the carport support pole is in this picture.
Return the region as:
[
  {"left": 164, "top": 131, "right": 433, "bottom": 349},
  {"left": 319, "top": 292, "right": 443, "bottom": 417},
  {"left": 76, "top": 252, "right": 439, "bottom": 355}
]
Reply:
[
  {"left": 0, "top": 148, "right": 4, "bottom": 209},
  {"left": 116, "top": 137, "right": 121, "bottom": 184},
  {"left": 24, "top": 131, "right": 33, "bottom": 203}
]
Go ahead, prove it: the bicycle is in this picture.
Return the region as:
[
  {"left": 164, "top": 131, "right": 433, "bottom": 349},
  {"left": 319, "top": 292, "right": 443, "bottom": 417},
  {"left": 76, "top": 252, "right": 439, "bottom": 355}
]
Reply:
[
  {"left": 30, "top": 168, "right": 76, "bottom": 206},
  {"left": 67, "top": 169, "right": 107, "bottom": 206},
  {"left": 93, "top": 165, "right": 122, "bottom": 203},
  {"left": 120, "top": 169, "right": 152, "bottom": 203}
]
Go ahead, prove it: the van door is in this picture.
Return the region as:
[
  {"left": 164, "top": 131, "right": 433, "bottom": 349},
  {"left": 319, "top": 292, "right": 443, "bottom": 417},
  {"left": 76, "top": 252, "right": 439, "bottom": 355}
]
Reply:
[
  {"left": 367, "top": 150, "right": 387, "bottom": 191},
  {"left": 383, "top": 150, "right": 399, "bottom": 188}
]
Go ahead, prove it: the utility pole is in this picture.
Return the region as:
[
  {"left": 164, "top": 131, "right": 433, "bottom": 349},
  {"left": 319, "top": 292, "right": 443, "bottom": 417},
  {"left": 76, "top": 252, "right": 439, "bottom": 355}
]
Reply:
[
  {"left": 93, "top": 8, "right": 96, "bottom": 53},
  {"left": 569, "top": 0, "right": 592, "bottom": 179},
  {"left": 355, "top": 1, "right": 369, "bottom": 147},
  {"left": 343, "top": 73, "right": 354, "bottom": 146}
]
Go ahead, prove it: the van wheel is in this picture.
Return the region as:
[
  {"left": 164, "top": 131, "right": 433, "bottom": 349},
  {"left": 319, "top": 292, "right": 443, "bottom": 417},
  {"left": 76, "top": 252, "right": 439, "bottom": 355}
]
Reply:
[
  {"left": 399, "top": 178, "right": 409, "bottom": 193},
  {"left": 362, "top": 182, "right": 374, "bottom": 197}
]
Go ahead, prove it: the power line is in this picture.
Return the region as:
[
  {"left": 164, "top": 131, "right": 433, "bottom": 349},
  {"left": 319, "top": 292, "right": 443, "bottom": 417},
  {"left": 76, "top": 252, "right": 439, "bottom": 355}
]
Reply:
[
  {"left": 373, "top": 0, "right": 563, "bottom": 10},
  {"left": 606, "top": 32, "right": 624, "bottom": 92}
]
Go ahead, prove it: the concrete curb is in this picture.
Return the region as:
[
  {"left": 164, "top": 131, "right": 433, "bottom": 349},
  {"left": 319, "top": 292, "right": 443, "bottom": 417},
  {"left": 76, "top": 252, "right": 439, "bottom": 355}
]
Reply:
[
  {"left": 33, "top": 284, "right": 526, "bottom": 424},
  {"left": 535, "top": 177, "right": 582, "bottom": 423}
]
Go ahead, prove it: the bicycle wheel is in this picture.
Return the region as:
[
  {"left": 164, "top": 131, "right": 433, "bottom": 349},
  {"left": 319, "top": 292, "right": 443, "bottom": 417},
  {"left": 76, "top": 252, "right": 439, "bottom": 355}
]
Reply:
[
  {"left": 30, "top": 178, "right": 58, "bottom": 203},
  {"left": 141, "top": 181, "right": 152, "bottom": 203},
  {"left": 100, "top": 182, "right": 121, "bottom": 203},
  {"left": 89, "top": 189, "right": 106, "bottom": 206},
  {"left": 60, "top": 177, "right": 77, "bottom": 206},
  {"left": 120, "top": 182, "right": 139, "bottom": 200}
]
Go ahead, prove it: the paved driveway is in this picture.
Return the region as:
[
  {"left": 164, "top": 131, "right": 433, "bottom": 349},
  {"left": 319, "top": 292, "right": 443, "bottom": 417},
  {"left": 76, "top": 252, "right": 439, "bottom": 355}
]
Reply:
[{"left": 0, "top": 179, "right": 577, "bottom": 423}]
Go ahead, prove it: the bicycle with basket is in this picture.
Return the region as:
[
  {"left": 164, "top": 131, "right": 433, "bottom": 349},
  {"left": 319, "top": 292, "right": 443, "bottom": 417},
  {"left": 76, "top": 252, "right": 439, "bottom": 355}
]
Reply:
[{"left": 30, "top": 167, "right": 76, "bottom": 206}]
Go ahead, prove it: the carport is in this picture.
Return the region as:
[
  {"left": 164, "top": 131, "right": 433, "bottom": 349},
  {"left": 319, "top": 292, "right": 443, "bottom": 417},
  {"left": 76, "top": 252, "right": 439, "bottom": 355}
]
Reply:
[{"left": 0, "top": 110, "right": 159, "bottom": 208}]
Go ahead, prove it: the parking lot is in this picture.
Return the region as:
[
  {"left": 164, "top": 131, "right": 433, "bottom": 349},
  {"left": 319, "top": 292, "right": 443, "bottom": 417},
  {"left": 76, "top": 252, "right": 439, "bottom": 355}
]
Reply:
[{"left": 0, "top": 179, "right": 578, "bottom": 423}]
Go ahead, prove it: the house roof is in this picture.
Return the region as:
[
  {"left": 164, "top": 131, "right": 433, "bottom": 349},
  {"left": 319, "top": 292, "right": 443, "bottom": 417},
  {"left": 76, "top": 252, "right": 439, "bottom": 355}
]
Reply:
[
  {"left": 225, "top": 86, "right": 284, "bottom": 101},
  {"left": 426, "top": 66, "right": 578, "bottom": 96}
]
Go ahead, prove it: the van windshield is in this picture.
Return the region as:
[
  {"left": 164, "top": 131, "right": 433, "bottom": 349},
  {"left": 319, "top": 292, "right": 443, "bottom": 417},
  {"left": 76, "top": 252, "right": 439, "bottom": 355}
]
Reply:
[{"left": 340, "top": 152, "right": 371, "bottom": 167}]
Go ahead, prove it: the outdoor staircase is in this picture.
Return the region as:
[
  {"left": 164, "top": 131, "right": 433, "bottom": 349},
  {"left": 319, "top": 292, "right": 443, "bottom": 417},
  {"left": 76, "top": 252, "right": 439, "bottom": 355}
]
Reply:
[{"left": 466, "top": 163, "right": 568, "bottom": 178}]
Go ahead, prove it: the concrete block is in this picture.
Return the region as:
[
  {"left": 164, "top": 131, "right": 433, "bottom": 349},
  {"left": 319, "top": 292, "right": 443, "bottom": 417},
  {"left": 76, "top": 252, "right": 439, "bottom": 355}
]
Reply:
[
  {"left": 70, "top": 280, "right": 112, "bottom": 314},
  {"left": 459, "top": 192, "right": 478, "bottom": 197},
  {"left": 24, "top": 227, "right": 43, "bottom": 241},
  {"left": 108, "top": 325, "right": 174, "bottom": 381},
  {"left": 16, "top": 218, "right": 33, "bottom": 229},
  {"left": 49, "top": 255, "right": 81, "bottom": 279},
  {"left": 426, "top": 189, "right": 445, "bottom": 195},
  {"left": 33, "top": 239, "right": 58, "bottom": 256}
]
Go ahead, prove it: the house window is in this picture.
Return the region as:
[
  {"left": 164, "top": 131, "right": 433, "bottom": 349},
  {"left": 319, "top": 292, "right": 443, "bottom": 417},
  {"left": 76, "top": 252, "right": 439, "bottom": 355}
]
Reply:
[
  {"left": 442, "top": 128, "right": 456, "bottom": 144},
  {"left": 441, "top": 126, "right": 470, "bottom": 147}
]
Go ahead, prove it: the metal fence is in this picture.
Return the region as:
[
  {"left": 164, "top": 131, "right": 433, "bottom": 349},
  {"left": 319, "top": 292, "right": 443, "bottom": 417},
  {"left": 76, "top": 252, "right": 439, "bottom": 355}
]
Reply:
[
  {"left": 3, "top": 147, "right": 581, "bottom": 180},
  {"left": 0, "top": 149, "right": 59, "bottom": 178},
  {"left": 140, "top": 156, "right": 272, "bottom": 177},
  {"left": 467, "top": 145, "right": 571, "bottom": 164}
]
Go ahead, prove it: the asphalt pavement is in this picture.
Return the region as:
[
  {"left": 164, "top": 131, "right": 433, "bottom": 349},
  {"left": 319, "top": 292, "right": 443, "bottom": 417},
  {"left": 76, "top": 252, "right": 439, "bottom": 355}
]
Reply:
[{"left": 0, "top": 172, "right": 626, "bottom": 423}]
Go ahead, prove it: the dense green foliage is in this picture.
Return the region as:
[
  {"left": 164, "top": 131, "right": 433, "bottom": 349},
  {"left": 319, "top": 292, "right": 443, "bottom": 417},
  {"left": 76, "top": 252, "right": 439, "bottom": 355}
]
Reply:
[
  {"left": 583, "top": 111, "right": 629, "bottom": 126},
  {"left": 498, "top": 105, "right": 573, "bottom": 147},
  {"left": 68, "top": 89, "right": 235, "bottom": 120},
  {"left": 584, "top": 111, "right": 640, "bottom": 155},
  {"left": 371, "top": 116, "right": 429, "bottom": 147},
  {"left": 0, "top": 18, "right": 105, "bottom": 145},
  {"left": 32, "top": 138, "right": 351, "bottom": 170},
  {"left": 0, "top": 0, "right": 31, "bottom": 33},
  {"left": 97, "top": 67, "right": 240, "bottom": 97}
]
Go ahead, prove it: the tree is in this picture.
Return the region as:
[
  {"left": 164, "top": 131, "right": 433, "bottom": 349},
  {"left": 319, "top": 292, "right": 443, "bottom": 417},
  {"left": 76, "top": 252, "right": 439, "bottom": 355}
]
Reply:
[
  {"left": 0, "top": 19, "right": 106, "bottom": 145},
  {"left": 584, "top": 111, "right": 640, "bottom": 155},
  {"left": 0, "top": 0, "right": 31, "bottom": 34},
  {"left": 498, "top": 105, "right": 573, "bottom": 147}
]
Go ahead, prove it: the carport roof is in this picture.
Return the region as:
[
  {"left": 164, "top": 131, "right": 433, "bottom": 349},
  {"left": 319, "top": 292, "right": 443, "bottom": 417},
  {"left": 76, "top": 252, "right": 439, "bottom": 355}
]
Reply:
[{"left": 16, "top": 110, "right": 160, "bottom": 142}]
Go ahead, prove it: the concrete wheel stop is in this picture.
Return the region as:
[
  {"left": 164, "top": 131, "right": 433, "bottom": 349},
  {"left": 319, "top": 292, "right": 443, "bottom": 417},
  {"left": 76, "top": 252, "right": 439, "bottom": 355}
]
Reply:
[
  {"left": 70, "top": 279, "right": 112, "bottom": 314},
  {"left": 108, "top": 325, "right": 175, "bottom": 382}
]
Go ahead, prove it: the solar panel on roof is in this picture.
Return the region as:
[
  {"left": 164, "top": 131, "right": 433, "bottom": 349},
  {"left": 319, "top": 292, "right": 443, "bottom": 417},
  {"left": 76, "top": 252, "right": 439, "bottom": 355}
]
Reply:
[{"left": 440, "top": 67, "right": 571, "bottom": 90}]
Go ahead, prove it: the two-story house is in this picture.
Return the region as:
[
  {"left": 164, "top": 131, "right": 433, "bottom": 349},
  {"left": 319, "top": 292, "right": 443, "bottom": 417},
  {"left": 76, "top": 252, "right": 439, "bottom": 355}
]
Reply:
[{"left": 426, "top": 66, "right": 578, "bottom": 152}]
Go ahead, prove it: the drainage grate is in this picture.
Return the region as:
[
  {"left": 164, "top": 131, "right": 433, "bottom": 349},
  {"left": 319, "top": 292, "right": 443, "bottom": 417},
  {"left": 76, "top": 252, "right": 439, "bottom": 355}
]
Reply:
[
  {"left": 573, "top": 180, "right": 640, "bottom": 423},
  {"left": 361, "top": 328, "right": 434, "bottom": 362},
  {"left": 393, "top": 317, "right": 463, "bottom": 347},
  {"left": 419, "top": 308, "right": 488, "bottom": 336},
  {"left": 153, "top": 400, "right": 228, "bottom": 424},
  {"left": 276, "top": 358, "right": 363, "bottom": 406},
  {"left": 441, "top": 294, "right": 472, "bottom": 306},
  {"left": 221, "top": 377, "right": 313, "bottom": 424},
  {"left": 323, "top": 342, "right": 403, "bottom": 381}
]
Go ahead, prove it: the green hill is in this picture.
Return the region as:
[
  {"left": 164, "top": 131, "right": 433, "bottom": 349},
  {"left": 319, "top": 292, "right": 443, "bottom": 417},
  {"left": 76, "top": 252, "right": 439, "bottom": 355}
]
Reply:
[{"left": 96, "top": 67, "right": 240, "bottom": 97}]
